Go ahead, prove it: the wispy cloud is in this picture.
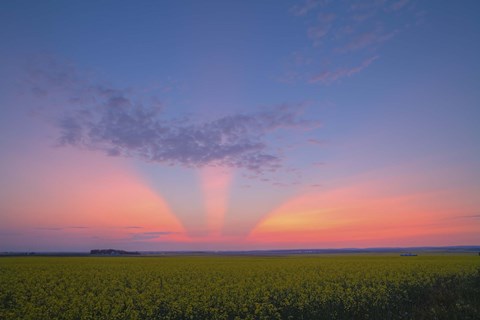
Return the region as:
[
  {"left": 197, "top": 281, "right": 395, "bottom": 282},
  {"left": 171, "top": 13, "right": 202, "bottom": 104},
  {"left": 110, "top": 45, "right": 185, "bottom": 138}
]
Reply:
[
  {"left": 307, "top": 25, "right": 331, "bottom": 43},
  {"left": 27, "top": 60, "right": 318, "bottom": 174},
  {"left": 312, "top": 161, "right": 326, "bottom": 167},
  {"left": 286, "top": 0, "right": 416, "bottom": 85},
  {"left": 310, "top": 56, "right": 378, "bottom": 84},
  {"left": 454, "top": 214, "right": 480, "bottom": 220},
  {"left": 35, "top": 226, "right": 89, "bottom": 231},
  {"left": 338, "top": 29, "right": 397, "bottom": 53},
  {"left": 36, "top": 227, "right": 64, "bottom": 231},
  {"left": 389, "top": 0, "right": 410, "bottom": 12},
  {"left": 307, "top": 13, "right": 336, "bottom": 45},
  {"left": 307, "top": 138, "right": 326, "bottom": 145}
]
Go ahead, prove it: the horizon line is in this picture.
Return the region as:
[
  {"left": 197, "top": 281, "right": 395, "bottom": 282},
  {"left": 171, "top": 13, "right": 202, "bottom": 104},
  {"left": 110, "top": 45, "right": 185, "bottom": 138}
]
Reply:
[{"left": 2, "top": 245, "right": 480, "bottom": 254}]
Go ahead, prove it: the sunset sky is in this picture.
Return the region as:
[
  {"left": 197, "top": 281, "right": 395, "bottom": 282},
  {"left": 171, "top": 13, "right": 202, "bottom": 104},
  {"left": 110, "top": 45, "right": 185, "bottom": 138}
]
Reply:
[{"left": 1, "top": 1, "right": 479, "bottom": 251}]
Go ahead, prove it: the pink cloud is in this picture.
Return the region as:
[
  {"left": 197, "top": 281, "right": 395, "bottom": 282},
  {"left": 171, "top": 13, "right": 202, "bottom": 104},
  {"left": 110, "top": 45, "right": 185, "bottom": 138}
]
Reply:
[
  {"left": 390, "top": 0, "right": 409, "bottom": 12},
  {"left": 342, "top": 32, "right": 378, "bottom": 51},
  {"left": 338, "top": 29, "right": 396, "bottom": 53},
  {"left": 310, "top": 56, "right": 379, "bottom": 84},
  {"left": 307, "top": 13, "right": 336, "bottom": 45},
  {"left": 307, "top": 25, "right": 330, "bottom": 43},
  {"left": 307, "top": 138, "right": 326, "bottom": 145}
]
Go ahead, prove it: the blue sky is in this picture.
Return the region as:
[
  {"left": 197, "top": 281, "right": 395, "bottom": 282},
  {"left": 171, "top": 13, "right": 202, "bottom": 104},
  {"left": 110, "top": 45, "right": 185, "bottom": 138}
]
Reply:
[{"left": 0, "top": 0, "right": 479, "bottom": 251}]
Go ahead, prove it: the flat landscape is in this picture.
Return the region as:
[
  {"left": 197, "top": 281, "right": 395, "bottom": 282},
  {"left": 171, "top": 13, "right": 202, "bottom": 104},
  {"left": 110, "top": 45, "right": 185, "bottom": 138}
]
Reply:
[
  {"left": 1, "top": 1, "right": 480, "bottom": 319},
  {"left": 1, "top": 254, "right": 479, "bottom": 319}
]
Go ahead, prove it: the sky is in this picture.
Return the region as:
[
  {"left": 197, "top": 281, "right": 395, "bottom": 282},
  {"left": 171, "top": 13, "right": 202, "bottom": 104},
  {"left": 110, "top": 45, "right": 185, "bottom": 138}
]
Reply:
[{"left": 0, "top": 0, "right": 479, "bottom": 251}]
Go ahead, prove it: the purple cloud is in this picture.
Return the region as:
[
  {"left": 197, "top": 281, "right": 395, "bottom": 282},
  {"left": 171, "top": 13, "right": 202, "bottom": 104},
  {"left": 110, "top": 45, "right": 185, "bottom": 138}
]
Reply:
[{"left": 27, "top": 61, "right": 318, "bottom": 174}]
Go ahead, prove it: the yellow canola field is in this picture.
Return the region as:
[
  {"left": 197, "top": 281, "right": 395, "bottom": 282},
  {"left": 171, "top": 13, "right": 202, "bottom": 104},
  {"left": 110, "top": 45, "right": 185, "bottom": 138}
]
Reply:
[{"left": 1, "top": 255, "right": 479, "bottom": 319}]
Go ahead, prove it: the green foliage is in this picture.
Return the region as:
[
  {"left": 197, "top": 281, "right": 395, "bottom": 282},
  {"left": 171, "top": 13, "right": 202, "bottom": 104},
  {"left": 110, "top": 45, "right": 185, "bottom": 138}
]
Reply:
[{"left": 0, "top": 255, "right": 479, "bottom": 319}]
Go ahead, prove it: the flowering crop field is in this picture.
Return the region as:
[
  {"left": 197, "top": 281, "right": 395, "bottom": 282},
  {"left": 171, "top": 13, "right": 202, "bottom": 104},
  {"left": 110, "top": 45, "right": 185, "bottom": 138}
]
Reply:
[{"left": 1, "top": 255, "right": 479, "bottom": 319}]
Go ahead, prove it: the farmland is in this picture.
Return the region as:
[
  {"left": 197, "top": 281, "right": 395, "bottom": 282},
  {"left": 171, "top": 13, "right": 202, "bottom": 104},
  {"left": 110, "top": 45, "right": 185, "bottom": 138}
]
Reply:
[{"left": 1, "top": 255, "right": 479, "bottom": 319}]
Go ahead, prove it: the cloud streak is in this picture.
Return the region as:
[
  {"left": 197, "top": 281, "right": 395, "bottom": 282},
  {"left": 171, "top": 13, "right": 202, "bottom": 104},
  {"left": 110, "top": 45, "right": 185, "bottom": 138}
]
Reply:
[
  {"left": 290, "top": 0, "right": 327, "bottom": 17},
  {"left": 34, "top": 226, "right": 89, "bottom": 231},
  {"left": 130, "top": 231, "right": 178, "bottom": 241},
  {"left": 454, "top": 214, "right": 480, "bottom": 220}
]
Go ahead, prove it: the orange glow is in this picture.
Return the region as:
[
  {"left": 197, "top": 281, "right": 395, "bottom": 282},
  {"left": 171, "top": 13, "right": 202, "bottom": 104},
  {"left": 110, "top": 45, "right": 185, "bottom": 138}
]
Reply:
[
  {"left": 2, "top": 147, "right": 187, "bottom": 244},
  {"left": 249, "top": 175, "right": 480, "bottom": 247},
  {"left": 2, "top": 142, "right": 479, "bottom": 250}
]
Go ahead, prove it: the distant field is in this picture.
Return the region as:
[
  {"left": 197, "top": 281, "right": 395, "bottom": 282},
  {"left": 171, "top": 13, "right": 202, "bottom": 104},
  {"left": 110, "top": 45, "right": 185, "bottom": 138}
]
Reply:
[{"left": 1, "top": 255, "right": 479, "bottom": 319}]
